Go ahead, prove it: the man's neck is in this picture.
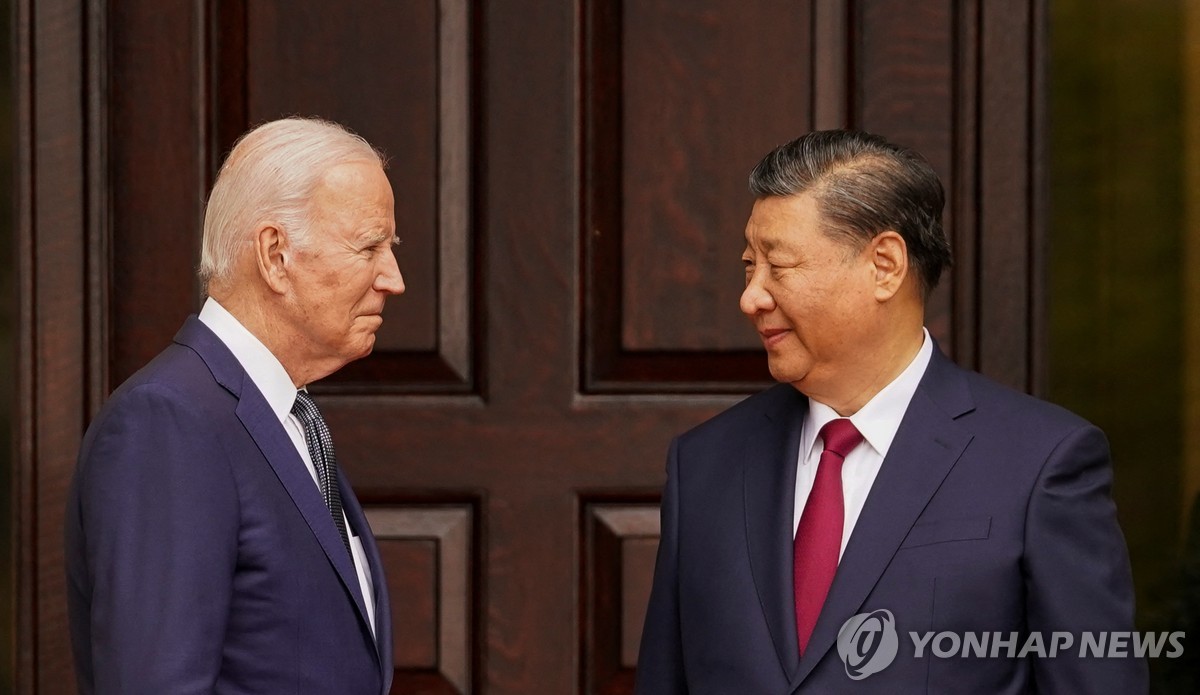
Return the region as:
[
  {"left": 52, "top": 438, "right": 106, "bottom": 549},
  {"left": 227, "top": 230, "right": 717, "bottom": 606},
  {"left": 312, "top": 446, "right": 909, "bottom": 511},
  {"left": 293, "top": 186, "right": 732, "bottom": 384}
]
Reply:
[
  {"left": 209, "top": 289, "right": 307, "bottom": 387},
  {"left": 801, "top": 325, "right": 926, "bottom": 417}
]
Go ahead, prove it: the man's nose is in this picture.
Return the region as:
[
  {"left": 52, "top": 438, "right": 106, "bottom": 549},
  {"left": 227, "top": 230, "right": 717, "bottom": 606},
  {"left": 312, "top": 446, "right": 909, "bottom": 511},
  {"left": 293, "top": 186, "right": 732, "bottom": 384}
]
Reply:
[
  {"left": 376, "top": 248, "right": 405, "bottom": 295},
  {"left": 739, "top": 269, "right": 775, "bottom": 316}
]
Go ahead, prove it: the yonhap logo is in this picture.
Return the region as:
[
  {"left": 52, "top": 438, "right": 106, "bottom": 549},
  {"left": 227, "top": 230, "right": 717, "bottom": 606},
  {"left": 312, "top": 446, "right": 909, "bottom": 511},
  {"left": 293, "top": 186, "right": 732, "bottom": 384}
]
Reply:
[{"left": 837, "top": 609, "right": 899, "bottom": 680}]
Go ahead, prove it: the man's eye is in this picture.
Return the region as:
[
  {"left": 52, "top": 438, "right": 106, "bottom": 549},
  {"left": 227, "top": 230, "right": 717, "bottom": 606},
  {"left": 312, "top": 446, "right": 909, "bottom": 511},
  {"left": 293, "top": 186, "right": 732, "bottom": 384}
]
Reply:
[{"left": 365, "top": 240, "right": 394, "bottom": 255}]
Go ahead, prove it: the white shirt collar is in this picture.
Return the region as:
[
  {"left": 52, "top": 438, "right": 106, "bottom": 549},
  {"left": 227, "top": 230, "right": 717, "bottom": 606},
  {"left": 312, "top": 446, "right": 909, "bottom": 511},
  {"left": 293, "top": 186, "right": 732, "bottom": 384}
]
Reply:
[
  {"left": 198, "top": 297, "right": 299, "bottom": 425},
  {"left": 801, "top": 328, "right": 934, "bottom": 463}
]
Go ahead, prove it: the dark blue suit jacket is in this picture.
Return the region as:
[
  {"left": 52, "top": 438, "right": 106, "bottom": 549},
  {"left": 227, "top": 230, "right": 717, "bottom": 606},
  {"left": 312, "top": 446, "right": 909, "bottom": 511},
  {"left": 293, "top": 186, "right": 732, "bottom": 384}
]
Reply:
[
  {"left": 636, "top": 348, "right": 1146, "bottom": 693},
  {"left": 66, "top": 317, "right": 393, "bottom": 694}
]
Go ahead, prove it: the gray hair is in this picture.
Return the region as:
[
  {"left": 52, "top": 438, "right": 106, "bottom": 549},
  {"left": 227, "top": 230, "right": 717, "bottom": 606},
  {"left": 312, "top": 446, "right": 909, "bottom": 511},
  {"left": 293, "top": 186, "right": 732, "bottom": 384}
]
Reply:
[
  {"left": 200, "top": 117, "right": 385, "bottom": 292},
  {"left": 748, "top": 130, "right": 952, "bottom": 297}
]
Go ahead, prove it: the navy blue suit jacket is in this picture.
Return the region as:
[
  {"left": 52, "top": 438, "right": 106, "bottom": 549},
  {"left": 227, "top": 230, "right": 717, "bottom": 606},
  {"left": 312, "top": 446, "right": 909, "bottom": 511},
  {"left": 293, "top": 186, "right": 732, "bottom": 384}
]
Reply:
[
  {"left": 636, "top": 347, "right": 1146, "bottom": 693},
  {"left": 66, "top": 317, "right": 393, "bottom": 694}
]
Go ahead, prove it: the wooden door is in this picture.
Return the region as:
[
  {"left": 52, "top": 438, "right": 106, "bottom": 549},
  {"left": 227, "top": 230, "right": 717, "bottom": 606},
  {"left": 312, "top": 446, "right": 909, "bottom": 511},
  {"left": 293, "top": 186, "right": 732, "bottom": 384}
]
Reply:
[{"left": 15, "top": 1, "right": 1044, "bottom": 692}]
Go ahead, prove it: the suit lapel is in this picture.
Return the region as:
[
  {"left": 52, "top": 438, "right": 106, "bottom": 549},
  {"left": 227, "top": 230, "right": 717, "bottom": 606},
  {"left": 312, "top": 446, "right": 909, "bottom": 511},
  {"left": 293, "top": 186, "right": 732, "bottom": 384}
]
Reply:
[
  {"left": 789, "top": 349, "right": 975, "bottom": 689},
  {"left": 743, "top": 386, "right": 807, "bottom": 680},
  {"left": 340, "top": 470, "right": 394, "bottom": 688},
  {"left": 173, "top": 317, "right": 377, "bottom": 650},
  {"left": 234, "top": 393, "right": 374, "bottom": 627}
]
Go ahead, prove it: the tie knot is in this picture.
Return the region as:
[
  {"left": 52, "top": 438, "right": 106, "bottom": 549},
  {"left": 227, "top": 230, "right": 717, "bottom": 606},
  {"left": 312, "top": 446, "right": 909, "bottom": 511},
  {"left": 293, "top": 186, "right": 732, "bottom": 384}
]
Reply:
[
  {"left": 292, "top": 389, "right": 321, "bottom": 422},
  {"left": 819, "top": 418, "right": 862, "bottom": 459}
]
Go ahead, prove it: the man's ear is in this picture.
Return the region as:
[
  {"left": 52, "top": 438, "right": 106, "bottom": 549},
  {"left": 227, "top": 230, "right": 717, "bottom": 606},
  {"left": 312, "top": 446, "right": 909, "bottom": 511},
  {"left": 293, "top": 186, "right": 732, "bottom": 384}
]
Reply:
[
  {"left": 869, "top": 231, "right": 909, "bottom": 301},
  {"left": 254, "top": 223, "right": 290, "bottom": 294}
]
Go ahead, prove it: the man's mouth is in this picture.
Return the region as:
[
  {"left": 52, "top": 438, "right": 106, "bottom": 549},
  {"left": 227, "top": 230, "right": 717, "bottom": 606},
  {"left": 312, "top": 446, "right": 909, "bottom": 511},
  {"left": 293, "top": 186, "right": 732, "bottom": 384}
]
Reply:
[{"left": 759, "top": 328, "right": 790, "bottom": 348}]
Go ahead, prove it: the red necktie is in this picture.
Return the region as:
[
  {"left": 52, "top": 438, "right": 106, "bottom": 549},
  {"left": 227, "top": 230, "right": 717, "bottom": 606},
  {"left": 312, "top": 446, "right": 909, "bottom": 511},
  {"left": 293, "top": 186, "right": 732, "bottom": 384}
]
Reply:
[{"left": 793, "top": 418, "right": 863, "bottom": 655}]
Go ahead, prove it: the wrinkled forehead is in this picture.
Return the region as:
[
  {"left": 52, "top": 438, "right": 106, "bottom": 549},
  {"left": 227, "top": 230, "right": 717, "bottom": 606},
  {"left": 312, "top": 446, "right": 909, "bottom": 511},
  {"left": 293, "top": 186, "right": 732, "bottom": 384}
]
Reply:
[
  {"left": 310, "top": 161, "right": 392, "bottom": 206},
  {"left": 743, "top": 193, "right": 825, "bottom": 247},
  {"left": 306, "top": 162, "right": 395, "bottom": 237}
]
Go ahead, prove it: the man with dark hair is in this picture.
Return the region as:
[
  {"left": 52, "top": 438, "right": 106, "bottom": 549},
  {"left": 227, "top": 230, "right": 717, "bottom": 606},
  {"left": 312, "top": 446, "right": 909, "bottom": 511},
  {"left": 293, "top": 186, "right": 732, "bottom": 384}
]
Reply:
[{"left": 636, "top": 130, "right": 1144, "bottom": 693}]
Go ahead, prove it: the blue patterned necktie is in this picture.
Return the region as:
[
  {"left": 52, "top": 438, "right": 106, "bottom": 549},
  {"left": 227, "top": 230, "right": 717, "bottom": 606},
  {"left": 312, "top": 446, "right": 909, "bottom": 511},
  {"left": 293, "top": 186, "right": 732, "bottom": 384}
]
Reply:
[{"left": 292, "top": 390, "right": 353, "bottom": 558}]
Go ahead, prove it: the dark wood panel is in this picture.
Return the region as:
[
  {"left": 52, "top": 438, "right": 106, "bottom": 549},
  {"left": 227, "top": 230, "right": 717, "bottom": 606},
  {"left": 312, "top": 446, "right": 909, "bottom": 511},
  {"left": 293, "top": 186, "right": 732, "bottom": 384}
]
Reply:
[
  {"left": 245, "top": 0, "right": 439, "bottom": 352},
  {"left": 856, "top": 0, "right": 955, "bottom": 170},
  {"left": 19, "top": 0, "right": 93, "bottom": 691},
  {"left": 381, "top": 539, "right": 438, "bottom": 668},
  {"left": 224, "top": 0, "right": 479, "bottom": 394},
  {"left": 855, "top": 0, "right": 957, "bottom": 352},
  {"left": 367, "top": 506, "right": 476, "bottom": 694},
  {"left": 951, "top": 0, "right": 981, "bottom": 372},
  {"left": 108, "top": 0, "right": 207, "bottom": 386},
  {"left": 620, "top": 538, "right": 657, "bottom": 668},
  {"left": 581, "top": 0, "right": 834, "bottom": 392},
  {"left": 977, "top": 0, "right": 1035, "bottom": 392},
  {"left": 581, "top": 502, "right": 660, "bottom": 695},
  {"left": 812, "top": 0, "right": 851, "bottom": 129},
  {"left": 618, "top": 0, "right": 811, "bottom": 352}
]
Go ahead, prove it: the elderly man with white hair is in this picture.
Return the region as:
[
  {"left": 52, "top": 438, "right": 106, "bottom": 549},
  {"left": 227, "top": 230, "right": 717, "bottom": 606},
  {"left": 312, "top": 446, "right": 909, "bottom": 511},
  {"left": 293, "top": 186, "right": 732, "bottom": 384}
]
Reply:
[{"left": 65, "top": 117, "right": 404, "bottom": 694}]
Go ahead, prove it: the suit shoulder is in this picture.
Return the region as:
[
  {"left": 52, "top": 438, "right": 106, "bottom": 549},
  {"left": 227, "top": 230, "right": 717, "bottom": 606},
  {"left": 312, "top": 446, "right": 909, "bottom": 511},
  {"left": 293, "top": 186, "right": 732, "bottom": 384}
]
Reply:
[
  {"left": 75, "top": 344, "right": 243, "bottom": 487},
  {"left": 87, "top": 342, "right": 235, "bottom": 437},
  {"left": 954, "top": 364, "right": 1096, "bottom": 438},
  {"left": 676, "top": 383, "right": 799, "bottom": 446},
  {"left": 114, "top": 342, "right": 231, "bottom": 403}
]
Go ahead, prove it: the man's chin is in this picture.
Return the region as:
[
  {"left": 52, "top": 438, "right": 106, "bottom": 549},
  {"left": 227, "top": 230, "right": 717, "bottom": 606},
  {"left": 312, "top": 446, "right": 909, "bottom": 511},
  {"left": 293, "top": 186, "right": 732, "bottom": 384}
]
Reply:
[
  {"left": 766, "top": 357, "right": 804, "bottom": 385},
  {"left": 338, "top": 333, "right": 377, "bottom": 365},
  {"left": 355, "top": 334, "right": 377, "bottom": 359}
]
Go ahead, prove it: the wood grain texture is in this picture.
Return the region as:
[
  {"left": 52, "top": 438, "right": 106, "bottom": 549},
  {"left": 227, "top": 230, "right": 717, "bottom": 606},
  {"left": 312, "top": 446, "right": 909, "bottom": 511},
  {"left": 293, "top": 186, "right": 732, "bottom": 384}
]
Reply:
[
  {"left": 850, "top": 0, "right": 1043, "bottom": 392},
  {"left": 977, "top": 0, "right": 1034, "bottom": 391},
  {"left": 367, "top": 505, "right": 476, "bottom": 694},
  {"left": 581, "top": 503, "right": 661, "bottom": 693},
  {"left": 618, "top": 0, "right": 811, "bottom": 353},
  {"left": 246, "top": 0, "right": 439, "bottom": 352},
  {"left": 381, "top": 539, "right": 438, "bottom": 668},
  {"left": 951, "top": 0, "right": 981, "bottom": 372},
  {"left": 108, "top": 0, "right": 206, "bottom": 386},
  {"left": 581, "top": 0, "right": 819, "bottom": 392},
  {"left": 231, "top": 0, "right": 479, "bottom": 394},
  {"left": 855, "top": 0, "right": 956, "bottom": 353},
  {"left": 20, "top": 0, "right": 90, "bottom": 690},
  {"left": 812, "top": 0, "right": 851, "bottom": 129}
]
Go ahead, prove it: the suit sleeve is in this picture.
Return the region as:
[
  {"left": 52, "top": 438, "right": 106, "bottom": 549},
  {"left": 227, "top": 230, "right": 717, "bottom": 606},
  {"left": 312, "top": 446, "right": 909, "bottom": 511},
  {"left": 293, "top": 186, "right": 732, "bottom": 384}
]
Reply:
[
  {"left": 1023, "top": 424, "right": 1148, "bottom": 694},
  {"left": 71, "top": 383, "right": 239, "bottom": 694},
  {"left": 635, "top": 437, "right": 688, "bottom": 695}
]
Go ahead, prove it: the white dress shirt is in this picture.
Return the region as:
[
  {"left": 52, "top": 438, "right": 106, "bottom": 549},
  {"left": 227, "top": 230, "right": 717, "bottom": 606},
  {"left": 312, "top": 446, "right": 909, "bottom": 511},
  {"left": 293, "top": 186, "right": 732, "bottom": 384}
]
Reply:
[
  {"left": 792, "top": 328, "right": 934, "bottom": 560},
  {"left": 199, "top": 298, "right": 377, "bottom": 637}
]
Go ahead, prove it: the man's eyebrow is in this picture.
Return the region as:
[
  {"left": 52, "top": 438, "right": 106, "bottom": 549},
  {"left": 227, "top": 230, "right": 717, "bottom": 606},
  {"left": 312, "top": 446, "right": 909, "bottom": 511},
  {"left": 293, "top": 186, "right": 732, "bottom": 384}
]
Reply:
[
  {"left": 360, "top": 227, "right": 398, "bottom": 245},
  {"left": 745, "top": 235, "right": 778, "bottom": 252}
]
